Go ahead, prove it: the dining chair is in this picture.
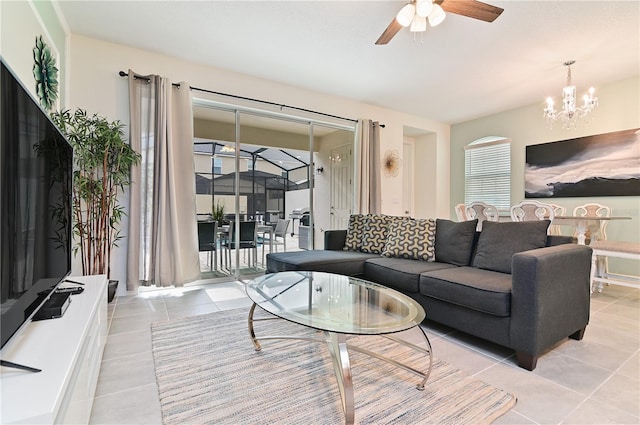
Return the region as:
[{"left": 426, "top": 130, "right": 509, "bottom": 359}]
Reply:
[
  {"left": 465, "top": 201, "right": 499, "bottom": 230},
  {"left": 510, "top": 200, "right": 555, "bottom": 224},
  {"left": 547, "top": 203, "right": 566, "bottom": 235},
  {"left": 454, "top": 204, "right": 468, "bottom": 221},
  {"left": 573, "top": 203, "right": 611, "bottom": 242},
  {"left": 261, "top": 219, "right": 291, "bottom": 264},
  {"left": 574, "top": 203, "right": 612, "bottom": 278},
  {"left": 223, "top": 221, "right": 258, "bottom": 270},
  {"left": 197, "top": 221, "right": 218, "bottom": 271}
]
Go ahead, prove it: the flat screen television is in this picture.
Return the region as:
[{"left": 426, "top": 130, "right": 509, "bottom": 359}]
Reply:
[{"left": 0, "top": 57, "right": 73, "bottom": 354}]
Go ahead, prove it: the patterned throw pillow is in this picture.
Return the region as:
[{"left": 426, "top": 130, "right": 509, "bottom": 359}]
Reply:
[
  {"left": 361, "top": 215, "right": 398, "bottom": 254},
  {"left": 383, "top": 218, "right": 436, "bottom": 261},
  {"left": 343, "top": 214, "right": 368, "bottom": 251}
]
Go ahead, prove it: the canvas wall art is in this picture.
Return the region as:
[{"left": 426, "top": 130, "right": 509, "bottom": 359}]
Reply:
[{"left": 525, "top": 128, "right": 640, "bottom": 198}]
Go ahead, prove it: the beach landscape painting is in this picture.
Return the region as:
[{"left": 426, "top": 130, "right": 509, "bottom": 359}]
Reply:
[{"left": 525, "top": 128, "right": 640, "bottom": 198}]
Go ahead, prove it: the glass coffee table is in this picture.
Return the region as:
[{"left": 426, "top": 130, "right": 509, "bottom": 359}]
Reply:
[{"left": 245, "top": 271, "right": 432, "bottom": 424}]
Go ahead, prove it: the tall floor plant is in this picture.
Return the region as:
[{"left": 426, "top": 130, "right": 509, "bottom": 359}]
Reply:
[{"left": 51, "top": 109, "right": 141, "bottom": 278}]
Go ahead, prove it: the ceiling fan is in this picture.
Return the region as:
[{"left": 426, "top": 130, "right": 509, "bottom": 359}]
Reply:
[{"left": 375, "top": 0, "right": 504, "bottom": 45}]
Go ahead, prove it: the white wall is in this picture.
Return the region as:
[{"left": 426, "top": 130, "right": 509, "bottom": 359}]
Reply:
[
  {"left": 2, "top": 1, "right": 451, "bottom": 286},
  {"left": 1, "top": 0, "right": 68, "bottom": 107},
  {"left": 413, "top": 132, "right": 439, "bottom": 219},
  {"left": 63, "top": 35, "right": 450, "bottom": 287},
  {"left": 451, "top": 76, "right": 640, "bottom": 274},
  {"left": 6, "top": 2, "right": 638, "bottom": 283}
]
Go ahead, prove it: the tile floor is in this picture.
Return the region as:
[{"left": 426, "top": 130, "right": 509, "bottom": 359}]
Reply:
[{"left": 90, "top": 280, "right": 640, "bottom": 424}]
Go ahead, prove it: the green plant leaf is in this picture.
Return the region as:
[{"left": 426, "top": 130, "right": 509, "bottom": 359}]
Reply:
[{"left": 50, "top": 108, "right": 141, "bottom": 276}]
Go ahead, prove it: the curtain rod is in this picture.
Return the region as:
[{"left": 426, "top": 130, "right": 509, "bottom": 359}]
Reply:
[{"left": 118, "top": 71, "right": 385, "bottom": 126}]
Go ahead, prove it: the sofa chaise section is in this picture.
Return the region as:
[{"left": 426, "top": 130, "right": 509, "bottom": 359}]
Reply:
[{"left": 265, "top": 249, "right": 378, "bottom": 276}]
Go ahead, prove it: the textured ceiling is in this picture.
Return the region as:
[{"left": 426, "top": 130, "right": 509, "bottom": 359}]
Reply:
[{"left": 57, "top": 1, "right": 640, "bottom": 124}]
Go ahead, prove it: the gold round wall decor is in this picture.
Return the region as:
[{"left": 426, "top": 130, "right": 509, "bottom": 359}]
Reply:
[{"left": 383, "top": 149, "right": 402, "bottom": 178}]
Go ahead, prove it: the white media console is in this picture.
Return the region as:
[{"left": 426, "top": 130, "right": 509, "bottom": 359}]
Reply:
[{"left": 0, "top": 275, "right": 108, "bottom": 424}]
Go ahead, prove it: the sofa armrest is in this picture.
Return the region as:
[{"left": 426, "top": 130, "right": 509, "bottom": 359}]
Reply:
[
  {"left": 510, "top": 243, "right": 592, "bottom": 358},
  {"left": 324, "top": 230, "right": 347, "bottom": 251}
]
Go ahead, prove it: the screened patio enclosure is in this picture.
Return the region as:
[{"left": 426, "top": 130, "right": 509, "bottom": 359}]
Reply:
[
  {"left": 192, "top": 101, "right": 356, "bottom": 279},
  {"left": 194, "top": 140, "right": 309, "bottom": 225}
]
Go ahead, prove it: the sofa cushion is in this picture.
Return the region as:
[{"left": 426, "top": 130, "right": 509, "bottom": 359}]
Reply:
[
  {"left": 343, "top": 214, "right": 368, "bottom": 251},
  {"left": 420, "top": 267, "right": 512, "bottom": 317},
  {"left": 364, "top": 257, "right": 457, "bottom": 293},
  {"left": 382, "top": 218, "right": 436, "bottom": 261},
  {"left": 472, "top": 220, "right": 551, "bottom": 274},
  {"left": 266, "top": 250, "right": 379, "bottom": 276},
  {"left": 361, "top": 215, "right": 397, "bottom": 254},
  {"left": 435, "top": 219, "right": 479, "bottom": 266}
]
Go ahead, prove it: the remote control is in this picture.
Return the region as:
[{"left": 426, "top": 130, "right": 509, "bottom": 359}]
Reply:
[{"left": 56, "top": 287, "right": 84, "bottom": 295}]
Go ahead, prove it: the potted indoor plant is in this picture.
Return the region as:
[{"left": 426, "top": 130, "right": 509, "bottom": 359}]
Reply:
[{"left": 50, "top": 109, "right": 141, "bottom": 301}]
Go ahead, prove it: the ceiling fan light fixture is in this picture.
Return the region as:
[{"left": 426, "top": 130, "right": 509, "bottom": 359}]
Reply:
[
  {"left": 396, "top": 3, "right": 416, "bottom": 27},
  {"left": 410, "top": 15, "right": 427, "bottom": 32},
  {"left": 376, "top": 0, "right": 502, "bottom": 45},
  {"left": 415, "top": 0, "right": 433, "bottom": 18},
  {"left": 428, "top": 4, "right": 446, "bottom": 27}
]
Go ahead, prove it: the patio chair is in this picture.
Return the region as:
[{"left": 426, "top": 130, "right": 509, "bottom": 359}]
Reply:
[
  {"left": 197, "top": 221, "right": 218, "bottom": 271},
  {"left": 261, "top": 219, "right": 291, "bottom": 264},
  {"left": 222, "top": 221, "right": 258, "bottom": 269}
]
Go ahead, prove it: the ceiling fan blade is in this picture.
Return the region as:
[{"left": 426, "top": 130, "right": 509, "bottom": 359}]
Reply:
[
  {"left": 375, "top": 18, "right": 403, "bottom": 45},
  {"left": 437, "top": 0, "right": 504, "bottom": 23}
]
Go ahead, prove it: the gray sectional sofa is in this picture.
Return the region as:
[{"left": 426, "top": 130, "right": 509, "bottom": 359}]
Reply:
[{"left": 266, "top": 217, "right": 593, "bottom": 370}]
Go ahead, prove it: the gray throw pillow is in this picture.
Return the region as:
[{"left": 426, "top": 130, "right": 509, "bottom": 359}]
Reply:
[
  {"left": 472, "top": 220, "right": 551, "bottom": 274},
  {"left": 435, "top": 219, "right": 478, "bottom": 266}
]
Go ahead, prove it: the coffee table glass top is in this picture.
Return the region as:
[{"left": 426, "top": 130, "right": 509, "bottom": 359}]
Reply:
[{"left": 245, "top": 271, "right": 425, "bottom": 335}]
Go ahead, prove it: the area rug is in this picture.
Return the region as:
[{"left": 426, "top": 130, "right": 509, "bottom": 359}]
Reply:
[{"left": 151, "top": 308, "right": 516, "bottom": 424}]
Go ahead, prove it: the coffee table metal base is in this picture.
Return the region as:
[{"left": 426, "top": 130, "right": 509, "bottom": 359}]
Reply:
[{"left": 247, "top": 303, "right": 433, "bottom": 424}]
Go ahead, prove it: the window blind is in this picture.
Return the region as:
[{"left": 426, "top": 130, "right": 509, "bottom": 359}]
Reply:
[{"left": 464, "top": 140, "right": 511, "bottom": 211}]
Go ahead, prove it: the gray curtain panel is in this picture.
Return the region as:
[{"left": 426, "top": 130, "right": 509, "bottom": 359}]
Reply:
[
  {"left": 355, "top": 119, "right": 381, "bottom": 214},
  {"left": 126, "top": 70, "right": 200, "bottom": 290}
]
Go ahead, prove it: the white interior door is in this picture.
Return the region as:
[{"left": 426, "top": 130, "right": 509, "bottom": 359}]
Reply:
[
  {"left": 403, "top": 138, "right": 415, "bottom": 217},
  {"left": 330, "top": 144, "right": 352, "bottom": 229}
]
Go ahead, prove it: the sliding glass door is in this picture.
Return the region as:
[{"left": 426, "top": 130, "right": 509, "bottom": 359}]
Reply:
[
  {"left": 193, "top": 100, "right": 355, "bottom": 279},
  {"left": 193, "top": 108, "right": 237, "bottom": 277}
]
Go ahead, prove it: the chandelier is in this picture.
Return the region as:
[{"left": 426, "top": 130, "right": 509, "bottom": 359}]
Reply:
[
  {"left": 396, "top": 0, "right": 446, "bottom": 34},
  {"left": 544, "top": 60, "right": 598, "bottom": 129}
]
